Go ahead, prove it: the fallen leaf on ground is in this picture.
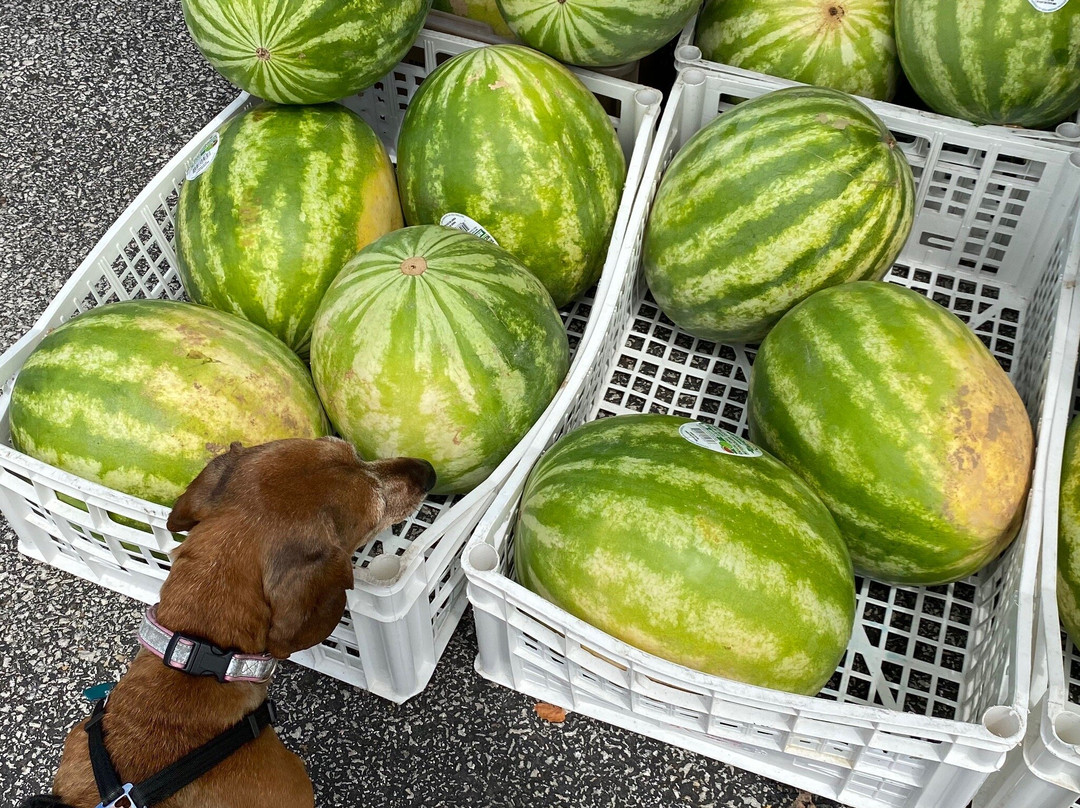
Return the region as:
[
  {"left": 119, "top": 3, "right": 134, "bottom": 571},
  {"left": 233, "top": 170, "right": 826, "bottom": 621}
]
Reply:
[{"left": 534, "top": 702, "right": 567, "bottom": 723}]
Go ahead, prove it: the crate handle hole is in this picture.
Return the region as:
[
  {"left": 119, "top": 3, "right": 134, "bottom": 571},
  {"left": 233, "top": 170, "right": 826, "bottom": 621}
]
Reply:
[
  {"left": 368, "top": 554, "right": 401, "bottom": 582},
  {"left": 1054, "top": 711, "right": 1080, "bottom": 746},
  {"left": 982, "top": 705, "right": 1021, "bottom": 739},
  {"left": 1057, "top": 122, "right": 1080, "bottom": 142},
  {"left": 468, "top": 543, "right": 500, "bottom": 573}
]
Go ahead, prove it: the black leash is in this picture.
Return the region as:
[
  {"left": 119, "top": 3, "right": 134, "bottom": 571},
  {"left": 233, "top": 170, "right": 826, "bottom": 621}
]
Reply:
[{"left": 85, "top": 697, "right": 276, "bottom": 808}]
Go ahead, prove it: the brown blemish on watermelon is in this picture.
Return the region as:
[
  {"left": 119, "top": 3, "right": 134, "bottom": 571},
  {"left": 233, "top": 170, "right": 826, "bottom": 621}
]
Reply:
[
  {"left": 489, "top": 79, "right": 509, "bottom": 90},
  {"left": 940, "top": 371, "right": 1033, "bottom": 554},
  {"left": 815, "top": 112, "right": 855, "bottom": 130}
]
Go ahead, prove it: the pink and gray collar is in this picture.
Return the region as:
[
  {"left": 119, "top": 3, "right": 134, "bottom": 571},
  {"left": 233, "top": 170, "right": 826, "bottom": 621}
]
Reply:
[{"left": 138, "top": 605, "right": 278, "bottom": 684}]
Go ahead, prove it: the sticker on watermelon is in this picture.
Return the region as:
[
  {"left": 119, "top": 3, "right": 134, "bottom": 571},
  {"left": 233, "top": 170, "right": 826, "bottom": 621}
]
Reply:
[
  {"left": 1027, "top": 0, "right": 1068, "bottom": 11},
  {"left": 679, "top": 422, "right": 762, "bottom": 457},
  {"left": 440, "top": 212, "right": 500, "bottom": 246},
  {"left": 186, "top": 132, "right": 220, "bottom": 181}
]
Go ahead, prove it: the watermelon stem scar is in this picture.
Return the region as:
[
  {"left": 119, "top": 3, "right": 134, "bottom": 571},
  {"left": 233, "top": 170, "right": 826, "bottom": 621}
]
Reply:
[
  {"left": 255, "top": 47, "right": 270, "bottom": 61},
  {"left": 400, "top": 257, "right": 428, "bottom": 276}
]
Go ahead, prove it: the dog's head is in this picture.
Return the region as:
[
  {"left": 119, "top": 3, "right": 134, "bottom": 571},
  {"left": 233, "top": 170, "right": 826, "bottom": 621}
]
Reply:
[{"left": 164, "top": 437, "right": 436, "bottom": 657}]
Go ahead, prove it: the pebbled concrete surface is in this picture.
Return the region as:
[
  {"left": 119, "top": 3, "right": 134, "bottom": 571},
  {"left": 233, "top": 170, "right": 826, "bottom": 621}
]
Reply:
[{"left": 0, "top": 2, "right": 846, "bottom": 806}]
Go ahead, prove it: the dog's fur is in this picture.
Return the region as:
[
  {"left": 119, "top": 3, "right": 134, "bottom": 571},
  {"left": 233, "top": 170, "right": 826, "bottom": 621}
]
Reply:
[{"left": 26, "top": 437, "right": 435, "bottom": 808}]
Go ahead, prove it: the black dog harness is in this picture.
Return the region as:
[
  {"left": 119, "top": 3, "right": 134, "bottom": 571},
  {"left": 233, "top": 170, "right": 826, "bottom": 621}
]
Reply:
[{"left": 85, "top": 606, "right": 279, "bottom": 808}]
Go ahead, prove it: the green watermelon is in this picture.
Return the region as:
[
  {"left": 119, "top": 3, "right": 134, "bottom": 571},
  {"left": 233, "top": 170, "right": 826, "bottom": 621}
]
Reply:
[
  {"left": 9, "top": 300, "right": 329, "bottom": 507},
  {"left": 180, "top": 0, "right": 432, "bottom": 104},
  {"left": 396, "top": 44, "right": 626, "bottom": 308},
  {"left": 177, "top": 103, "right": 402, "bottom": 356},
  {"left": 748, "top": 282, "right": 1033, "bottom": 586},
  {"left": 514, "top": 414, "right": 856, "bottom": 695},
  {"left": 310, "top": 226, "right": 569, "bottom": 495},
  {"left": 643, "top": 87, "right": 914, "bottom": 344},
  {"left": 697, "top": 0, "right": 898, "bottom": 101},
  {"left": 896, "top": 0, "right": 1080, "bottom": 128},
  {"left": 494, "top": 0, "right": 699, "bottom": 67},
  {"left": 432, "top": 0, "right": 515, "bottom": 37},
  {"left": 1058, "top": 417, "right": 1080, "bottom": 645}
]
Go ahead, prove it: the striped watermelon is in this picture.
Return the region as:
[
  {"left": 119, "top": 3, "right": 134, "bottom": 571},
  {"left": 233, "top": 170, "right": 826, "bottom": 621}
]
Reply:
[
  {"left": 180, "top": 0, "right": 431, "bottom": 104},
  {"left": 748, "top": 282, "right": 1033, "bottom": 586},
  {"left": 310, "top": 226, "right": 569, "bottom": 495},
  {"left": 896, "top": 0, "right": 1080, "bottom": 128},
  {"left": 697, "top": 0, "right": 899, "bottom": 101},
  {"left": 177, "top": 103, "right": 402, "bottom": 356},
  {"left": 643, "top": 87, "right": 914, "bottom": 344},
  {"left": 396, "top": 45, "right": 626, "bottom": 308},
  {"left": 1059, "top": 417, "right": 1080, "bottom": 645},
  {"left": 494, "top": 0, "right": 699, "bottom": 67},
  {"left": 515, "top": 414, "right": 856, "bottom": 695},
  {"left": 9, "top": 300, "right": 329, "bottom": 507},
  {"left": 432, "top": 0, "right": 515, "bottom": 37}
]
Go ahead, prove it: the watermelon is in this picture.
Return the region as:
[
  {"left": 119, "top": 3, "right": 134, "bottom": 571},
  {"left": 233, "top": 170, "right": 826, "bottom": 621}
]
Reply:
[
  {"left": 310, "top": 226, "right": 569, "bottom": 495},
  {"left": 514, "top": 414, "right": 856, "bottom": 695},
  {"left": 177, "top": 103, "right": 402, "bottom": 357},
  {"left": 748, "top": 282, "right": 1033, "bottom": 586},
  {"left": 1059, "top": 417, "right": 1080, "bottom": 645},
  {"left": 697, "top": 0, "right": 899, "bottom": 101},
  {"left": 896, "top": 0, "right": 1080, "bottom": 128},
  {"left": 432, "top": 0, "right": 515, "bottom": 38},
  {"left": 180, "top": 0, "right": 431, "bottom": 104},
  {"left": 494, "top": 0, "right": 699, "bottom": 67},
  {"left": 642, "top": 87, "right": 914, "bottom": 344},
  {"left": 396, "top": 44, "right": 626, "bottom": 308},
  {"left": 9, "top": 300, "right": 329, "bottom": 507}
]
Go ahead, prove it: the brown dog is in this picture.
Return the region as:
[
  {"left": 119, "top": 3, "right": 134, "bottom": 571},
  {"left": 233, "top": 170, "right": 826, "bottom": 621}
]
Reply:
[{"left": 30, "top": 437, "right": 435, "bottom": 808}]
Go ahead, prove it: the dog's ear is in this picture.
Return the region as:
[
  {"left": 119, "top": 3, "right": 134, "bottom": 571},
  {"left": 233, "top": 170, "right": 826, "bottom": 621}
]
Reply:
[
  {"left": 167, "top": 442, "right": 244, "bottom": 533},
  {"left": 262, "top": 529, "right": 356, "bottom": 657}
]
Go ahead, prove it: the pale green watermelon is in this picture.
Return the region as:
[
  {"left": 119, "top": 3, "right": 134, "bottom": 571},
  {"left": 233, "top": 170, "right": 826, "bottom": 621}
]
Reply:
[
  {"left": 697, "top": 0, "right": 898, "bottom": 101},
  {"left": 515, "top": 413, "right": 856, "bottom": 695},
  {"left": 643, "top": 86, "right": 914, "bottom": 343},
  {"left": 433, "top": 0, "right": 515, "bottom": 37},
  {"left": 495, "top": 0, "right": 699, "bottom": 67},
  {"left": 310, "top": 226, "right": 569, "bottom": 495},
  {"left": 9, "top": 300, "right": 329, "bottom": 507},
  {"left": 181, "top": 0, "right": 432, "bottom": 104},
  {"left": 396, "top": 45, "right": 626, "bottom": 308},
  {"left": 896, "top": 0, "right": 1080, "bottom": 128},
  {"left": 1058, "top": 417, "right": 1080, "bottom": 645},
  {"left": 177, "top": 103, "right": 402, "bottom": 356},
  {"left": 749, "top": 281, "right": 1033, "bottom": 586}
]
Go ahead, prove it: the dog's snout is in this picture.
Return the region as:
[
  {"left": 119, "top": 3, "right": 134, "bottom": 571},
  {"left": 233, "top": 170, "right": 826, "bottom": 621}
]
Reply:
[{"left": 419, "top": 460, "right": 437, "bottom": 493}]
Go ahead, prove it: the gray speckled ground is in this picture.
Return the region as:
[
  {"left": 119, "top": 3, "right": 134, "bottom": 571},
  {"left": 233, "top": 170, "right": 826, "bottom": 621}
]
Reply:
[{"left": 0, "top": 2, "right": 847, "bottom": 806}]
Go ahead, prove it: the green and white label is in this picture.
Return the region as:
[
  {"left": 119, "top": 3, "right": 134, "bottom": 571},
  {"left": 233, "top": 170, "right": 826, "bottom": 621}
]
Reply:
[
  {"left": 1027, "top": 0, "right": 1068, "bottom": 11},
  {"left": 679, "top": 422, "right": 762, "bottom": 457},
  {"left": 440, "top": 212, "right": 499, "bottom": 246},
  {"left": 186, "top": 132, "right": 220, "bottom": 181}
]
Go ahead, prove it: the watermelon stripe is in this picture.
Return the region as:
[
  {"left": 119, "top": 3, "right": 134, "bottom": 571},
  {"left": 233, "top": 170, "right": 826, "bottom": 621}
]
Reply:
[
  {"left": 396, "top": 45, "right": 626, "bottom": 308},
  {"left": 643, "top": 86, "right": 914, "bottom": 343},
  {"left": 697, "top": 0, "right": 898, "bottom": 101},
  {"left": 1059, "top": 419, "right": 1080, "bottom": 645},
  {"left": 515, "top": 414, "right": 855, "bottom": 695},
  {"left": 311, "top": 226, "right": 569, "bottom": 494},
  {"left": 896, "top": 0, "right": 1080, "bottom": 127},
  {"left": 181, "top": 0, "right": 431, "bottom": 104},
  {"left": 496, "top": 0, "right": 700, "bottom": 67},
  {"left": 748, "top": 282, "right": 1033, "bottom": 585},
  {"left": 9, "top": 301, "right": 328, "bottom": 506}
]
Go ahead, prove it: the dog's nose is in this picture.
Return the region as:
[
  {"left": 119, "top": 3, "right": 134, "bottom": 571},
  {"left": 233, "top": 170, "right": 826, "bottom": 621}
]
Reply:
[{"left": 420, "top": 460, "right": 437, "bottom": 492}]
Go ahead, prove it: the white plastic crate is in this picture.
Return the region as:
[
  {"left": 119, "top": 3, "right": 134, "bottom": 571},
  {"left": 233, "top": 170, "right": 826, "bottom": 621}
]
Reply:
[
  {"left": 974, "top": 282, "right": 1080, "bottom": 808},
  {"left": 424, "top": 9, "right": 641, "bottom": 81},
  {"left": 673, "top": 15, "right": 1080, "bottom": 148},
  {"left": 0, "top": 27, "right": 662, "bottom": 704},
  {"left": 461, "top": 66, "right": 1080, "bottom": 808}
]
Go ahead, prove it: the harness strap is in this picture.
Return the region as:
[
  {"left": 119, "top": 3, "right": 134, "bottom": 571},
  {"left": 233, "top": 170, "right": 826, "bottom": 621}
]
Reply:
[{"left": 85, "top": 698, "right": 276, "bottom": 808}]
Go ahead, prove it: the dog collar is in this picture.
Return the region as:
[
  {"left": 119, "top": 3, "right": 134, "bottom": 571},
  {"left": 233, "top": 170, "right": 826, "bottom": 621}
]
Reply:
[{"left": 137, "top": 605, "right": 278, "bottom": 684}]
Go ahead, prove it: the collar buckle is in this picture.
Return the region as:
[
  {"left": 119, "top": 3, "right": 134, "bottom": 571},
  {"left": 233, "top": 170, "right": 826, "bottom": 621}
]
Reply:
[{"left": 164, "top": 631, "right": 235, "bottom": 683}]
